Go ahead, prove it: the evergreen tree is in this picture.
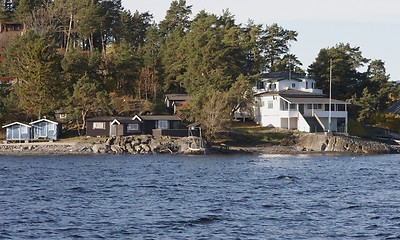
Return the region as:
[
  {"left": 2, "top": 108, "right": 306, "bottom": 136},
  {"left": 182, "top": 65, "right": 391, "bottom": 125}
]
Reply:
[
  {"left": 136, "top": 26, "right": 161, "bottom": 101},
  {"left": 117, "top": 10, "right": 153, "bottom": 47},
  {"left": 261, "top": 23, "right": 298, "bottom": 72},
  {"left": 69, "top": 74, "right": 112, "bottom": 132},
  {"left": 4, "top": 30, "right": 64, "bottom": 119},
  {"left": 159, "top": 0, "right": 192, "bottom": 36},
  {"left": 365, "top": 59, "right": 391, "bottom": 111},
  {"left": 308, "top": 43, "right": 369, "bottom": 100},
  {"left": 352, "top": 87, "right": 377, "bottom": 125},
  {"left": 107, "top": 39, "right": 139, "bottom": 96}
]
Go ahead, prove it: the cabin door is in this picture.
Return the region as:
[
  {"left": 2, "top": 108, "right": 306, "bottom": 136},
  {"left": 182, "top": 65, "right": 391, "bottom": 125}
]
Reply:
[
  {"left": 110, "top": 124, "right": 118, "bottom": 136},
  {"left": 299, "top": 104, "right": 305, "bottom": 115},
  {"left": 35, "top": 122, "right": 47, "bottom": 138}
]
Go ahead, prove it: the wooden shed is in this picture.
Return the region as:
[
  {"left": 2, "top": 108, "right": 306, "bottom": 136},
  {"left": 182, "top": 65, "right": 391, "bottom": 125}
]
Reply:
[
  {"left": 30, "top": 119, "right": 60, "bottom": 141},
  {"left": 2, "top": 122, "right": 32, "bottom": 142}
]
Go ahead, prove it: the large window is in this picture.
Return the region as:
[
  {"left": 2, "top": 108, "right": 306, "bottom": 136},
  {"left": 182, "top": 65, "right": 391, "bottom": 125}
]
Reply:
[
  {"left": 93, "top": 122, "right": 105, "bottom": 129},
  {"left": 157, "top": 120, "right": 169, "bottom": 129},
  {"left": 313, "top": 104, "right": 323, "bottom": 110},
  {"left": 127, "top": 124, "right": 139, "bottom": 132}
]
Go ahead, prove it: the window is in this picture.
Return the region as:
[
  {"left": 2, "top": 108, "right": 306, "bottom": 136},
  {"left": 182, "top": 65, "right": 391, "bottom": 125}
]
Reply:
[
  {"left": 307, "top": 104, "right": 313, "bottom": 109},
  {"left": 93, "top": 122, "right": 105, "bottom": 129},
  {"left": 306, "top": 82, "right": 309, "bottom": 89},
  {"left": 157, "top": 120, "right": 169, "bottom": 129},
  {"left": 48, "top": 123, "right": 55, "bottom": 131},
  {"left": 127, "top": 124, "right": 139, "bottom": 131},
  {"left": 290, "top": 104, "right": 297, "bottom": 110},
  {"left": 313, "top": 104, "right": 322, "bottom": 109},
  {"left": 59, "top": 114, "right": 67, "bottom": 119},
  {"left": 21, "top": 126, "right": 28, "bottom": 134},
  {"left": 267, "top": 101, "right": 273, "bottom": 109},
  {"left": 291, "top": 83, "right": 296, "bottom": 88},
  {"left": 338, "top": 104, "right": 345, "bottom": 111}
]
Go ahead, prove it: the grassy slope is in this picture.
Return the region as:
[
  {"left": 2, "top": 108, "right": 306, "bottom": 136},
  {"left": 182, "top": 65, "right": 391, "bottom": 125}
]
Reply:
[{"left": 214, "top": 122, "right": 299, "bottom": 147}]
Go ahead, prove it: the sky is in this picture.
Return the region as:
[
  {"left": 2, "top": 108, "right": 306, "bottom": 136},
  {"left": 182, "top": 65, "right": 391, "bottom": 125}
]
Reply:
[{"left": 121, "top": 0, "right": 400, "bottom": 81}]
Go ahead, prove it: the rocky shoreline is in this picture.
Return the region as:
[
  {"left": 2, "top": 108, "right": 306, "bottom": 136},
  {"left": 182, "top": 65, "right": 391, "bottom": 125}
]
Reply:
[
  {"left": 0, "top": 133, "right": 397, "bottom": 156},
  {"left": 0, "top": 135, "right": 207, "bottom": 155}
]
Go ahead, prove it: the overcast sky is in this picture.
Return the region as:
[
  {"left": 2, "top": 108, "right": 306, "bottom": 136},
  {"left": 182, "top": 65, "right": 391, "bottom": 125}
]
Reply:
[{"left": 121, "top": 0, "right": 400, "bottom": 81}]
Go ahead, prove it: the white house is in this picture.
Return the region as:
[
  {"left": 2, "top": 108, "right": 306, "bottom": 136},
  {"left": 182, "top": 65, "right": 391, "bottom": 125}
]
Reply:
[{"left": 253, "top": 72, "right": 350, "bottom": 133}]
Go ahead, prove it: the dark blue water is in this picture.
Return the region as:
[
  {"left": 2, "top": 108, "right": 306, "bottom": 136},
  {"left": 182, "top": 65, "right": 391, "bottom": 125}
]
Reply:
[{"left": 0, "top": 154, "right": 400, "bottom": 239}]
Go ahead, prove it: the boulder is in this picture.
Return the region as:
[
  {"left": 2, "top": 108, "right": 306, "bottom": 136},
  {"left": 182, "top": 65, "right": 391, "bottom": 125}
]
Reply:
[{"left": 297, "top": 134, "right": 395, "bottom": 154}]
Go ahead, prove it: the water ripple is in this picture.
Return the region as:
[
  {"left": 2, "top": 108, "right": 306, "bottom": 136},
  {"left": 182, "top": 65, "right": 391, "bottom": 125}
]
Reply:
[{"left": 0, "top": 154, "right": 399, "bottom": 239}]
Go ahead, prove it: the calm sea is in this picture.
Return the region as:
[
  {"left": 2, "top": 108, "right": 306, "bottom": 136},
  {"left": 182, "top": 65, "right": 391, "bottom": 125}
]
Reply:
[{"left": 0, "top": 153, "right": 399, "bottom": 239}]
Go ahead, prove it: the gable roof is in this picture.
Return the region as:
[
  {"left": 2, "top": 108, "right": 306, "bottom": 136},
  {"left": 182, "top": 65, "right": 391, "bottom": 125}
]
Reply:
[
  {"left": 255, "top": 89, "right": 325, "bottom": 98},
  {"left": 165, "top": 94, "right": 190, "bottom": 101},
  {"left": 140, "top": 115, "right": 181, "bottom": 121},
  {"left": 282, "top": 96, "right": 350, "bottom": 104},
  {"left": 30, "top": 119, "right": 58, "bottom": 125},
  {"left": 2, "top": 122, "right": 32, "bottom": 128},
  {"left": 388, "top": 101, "right": 400, "bottom": 114},
  {"left": 86, "top": 115, "right": 181, "bottom": 123},
  {"left": 260, "top": 71, "right": 307, "bottom": 82}
]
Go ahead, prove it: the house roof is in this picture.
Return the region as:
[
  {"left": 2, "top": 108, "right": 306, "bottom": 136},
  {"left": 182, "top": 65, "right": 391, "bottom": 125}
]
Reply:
[
  {"left": 140, "top": 115, "right": 181, "bottom": 121},
  {"left": 87, "top": 115, "right": 181, "bottom": 122},
  {"left": 165, "top": 94, "right": 190, "bottom": 101},
  {"left": 2, "top": 122, "right": 31, "bottom": 128},
  {"left": 30, "top": 119, "right": 59, "bottom": 125},
  {"left": 255, "top": 89, "right": 325, "bottom": 98},
  {"left": 388, "top": 101, "right": 400, "bottom": 114},
  {"left": 260, "top": 71, "right": 307, "bottom": 82},
  {"left": 283, "top": 97, "right": 350, "bottom": 104}
]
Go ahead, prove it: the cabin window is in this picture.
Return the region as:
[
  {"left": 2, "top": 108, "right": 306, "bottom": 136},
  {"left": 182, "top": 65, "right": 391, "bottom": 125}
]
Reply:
[
  {"left": 313, "top": 104, "right": 322, "bottom": 109},
  {"left": 338, "top": 104, "right": 345, "bottom": 111},
  {"left": 267, "top": 101, "right": 273, "bottom": 109},
  {"left": 306, "top": 82, "right": 309, "bottom": 89},
  {"left": 281, "top": 100, "right": 289, "bottom": 110},
  {"left": 21, "top": 126, "right": 28, "bottom": 134},
  {"left": 48, "top": 123, "right": 55, "bottom": 131},
  {"left": 93, "top": 122, "right": 105, "bottom": 129},
  {"left": 127, "top": 124, "right": 139, "bottom": 131},
  {"left": 157, "top": 120, "right": 169, "bottom": 129}
]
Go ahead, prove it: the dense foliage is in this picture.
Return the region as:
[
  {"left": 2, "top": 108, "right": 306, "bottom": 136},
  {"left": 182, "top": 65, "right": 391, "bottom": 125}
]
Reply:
[{"left": 0, "top": 0, "right": 398, "bottom": 138}]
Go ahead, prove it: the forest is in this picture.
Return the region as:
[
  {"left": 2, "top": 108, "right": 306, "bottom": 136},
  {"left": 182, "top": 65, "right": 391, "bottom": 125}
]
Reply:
[{"left": 0, "top": 0, "right": 399, "bottom": 138}]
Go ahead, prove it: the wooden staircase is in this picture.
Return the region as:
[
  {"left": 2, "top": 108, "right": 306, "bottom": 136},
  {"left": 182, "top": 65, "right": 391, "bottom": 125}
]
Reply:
[{"left": 304, "top": 117, "right": 324, "bottom": 132}]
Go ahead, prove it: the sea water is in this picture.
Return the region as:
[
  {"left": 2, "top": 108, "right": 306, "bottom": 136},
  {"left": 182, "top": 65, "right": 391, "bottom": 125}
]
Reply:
[{"left": 0, "top": 154, "right": 399, "bottom": 239}]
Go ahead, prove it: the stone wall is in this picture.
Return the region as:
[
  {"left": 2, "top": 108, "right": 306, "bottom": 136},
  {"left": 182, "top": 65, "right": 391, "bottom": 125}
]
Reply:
[
  {"left": 0, "top": 135, "right": 207, "bottom": 155},
  {"left": 92, "top": 135, "right": 206, "bottom": 155}
]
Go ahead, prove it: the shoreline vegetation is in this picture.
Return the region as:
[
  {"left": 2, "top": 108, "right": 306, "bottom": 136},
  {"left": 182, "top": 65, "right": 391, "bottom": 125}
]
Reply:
[{"left": 0, "top": 124, "right": 398, "bottom": 156}]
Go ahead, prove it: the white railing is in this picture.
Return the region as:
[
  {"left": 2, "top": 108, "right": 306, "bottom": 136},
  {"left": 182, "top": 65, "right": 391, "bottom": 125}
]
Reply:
[
  {"left": 298, "top": 113, "right": 311, "bottom": 132},
  {"left": 314, "top": 110, "right": 347, "bottom": 118}
]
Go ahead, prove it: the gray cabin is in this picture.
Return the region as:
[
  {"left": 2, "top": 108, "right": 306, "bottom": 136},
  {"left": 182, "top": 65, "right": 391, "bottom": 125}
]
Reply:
[
  {"left": 30, "top": 119, "right": 60, "bottom": 140},
  {"left": 2, "top": 122, "right": 32, "bottom": 141}
]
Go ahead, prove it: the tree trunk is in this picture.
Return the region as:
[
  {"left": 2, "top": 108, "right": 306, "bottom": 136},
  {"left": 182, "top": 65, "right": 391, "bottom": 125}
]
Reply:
[{"left": 66, "top": 13, "right": 73, "bottom": 52}]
